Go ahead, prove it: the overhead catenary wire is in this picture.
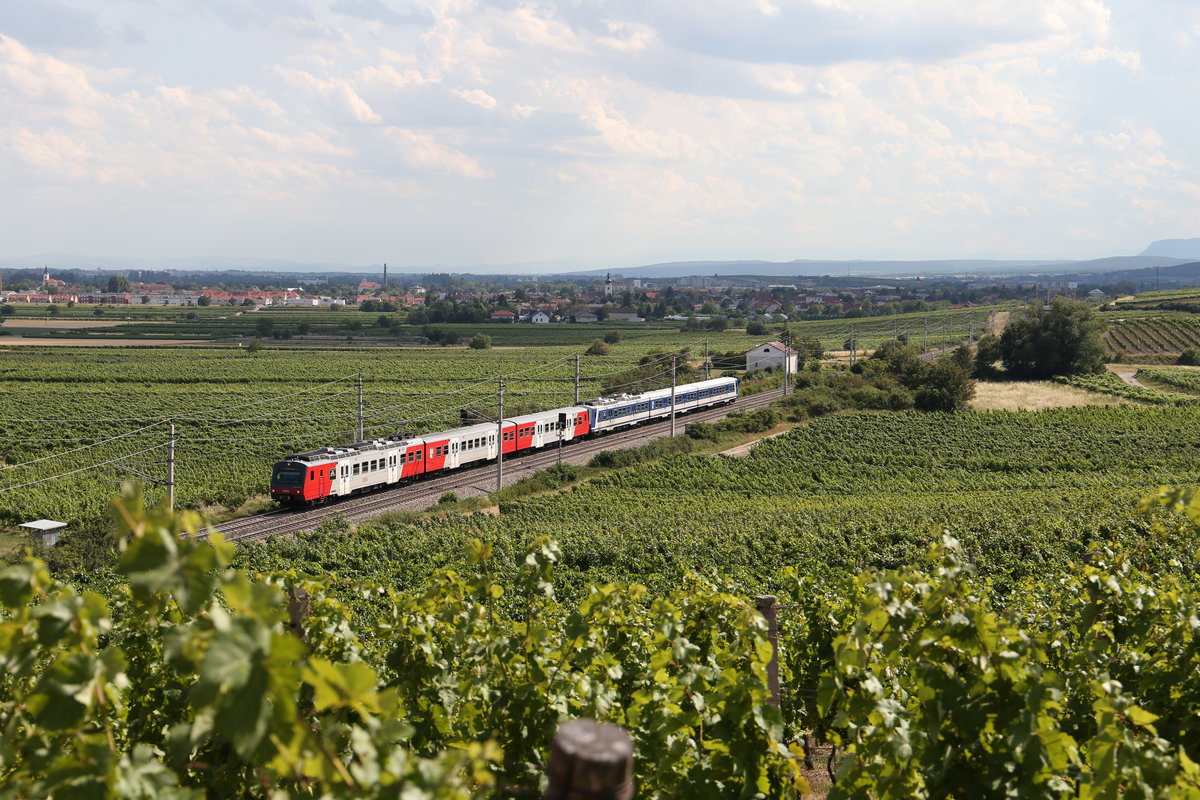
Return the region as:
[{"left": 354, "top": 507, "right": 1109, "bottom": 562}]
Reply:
[
  {"left": 0, "top": 420, "right": 164, "bottom": 472},
  {"left": 0, "top": 442, "right": 169, "bottom": 493}
]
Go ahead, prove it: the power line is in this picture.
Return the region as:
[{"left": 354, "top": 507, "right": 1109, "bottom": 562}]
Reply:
[{"left": 0, "top": 442, "right": 168, "bottom": 493}]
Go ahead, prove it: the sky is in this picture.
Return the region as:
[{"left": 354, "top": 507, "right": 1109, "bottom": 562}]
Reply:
[{"left": 1, "top": 0, "right": 1198, "bottom": 272}]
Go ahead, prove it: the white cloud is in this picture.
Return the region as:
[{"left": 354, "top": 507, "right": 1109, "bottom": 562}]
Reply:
[
  {"left": 388, "top": 127, "right": 490, "bottom": 178},
  {"left": 1076, "top": 46, "right": 1142, "bottom": 69},
  {"left": 453, "top": 87, "right": 496, "bottom": 109},
  {"left": 274, "top": 65, "right": 382, "bottom": 123}
]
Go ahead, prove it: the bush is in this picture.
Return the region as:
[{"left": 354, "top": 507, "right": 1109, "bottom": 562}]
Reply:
[
  {"left": 1179, "top": 348, "right": 1200, "bottom": 366},
  {"left": 586, "top": 339, "right": 610, "bottom": 356},
  {"left": 438, "top": 491, "right": 459, "bottom": 505},
  {"left": 469, "top": 333, "right": 492, "bottom": 350},
  {"left": 746, "top": 320, "right": 767, "bottom": 336},
  {"left": 603, "top": 331, "right": 620, "bottom": 344}
]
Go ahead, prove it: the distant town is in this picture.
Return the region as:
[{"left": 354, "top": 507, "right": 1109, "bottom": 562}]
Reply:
[{"left": 0, "top": 264, "right": 1138, "bottom": 328}]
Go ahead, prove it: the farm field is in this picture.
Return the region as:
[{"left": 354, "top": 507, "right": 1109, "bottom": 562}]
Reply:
[
  {"left": 0, "top": 302, "right": 1003, "bottom": 353},
  {"left": 0, "top": 338, "right": 751, "bottom": 527},
  {"left": 235, "top": 405, "right": 1200, "bottom": 599},
  {"left": 212, "top": 404, "right": 1200, "bottom": 796},
  {"left": 1099, "top": 311, "right": 1200, "bottom": 360},
  {"left": 16, "top": 368, "right": 1200, "bottom": 794}
]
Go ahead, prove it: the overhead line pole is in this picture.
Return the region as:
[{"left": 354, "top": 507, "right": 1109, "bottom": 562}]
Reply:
[
  {"left": 356, "top": 374, "right": 364, "bottom": 442},
  {"left": 167, "top": 421, "right": 175, "bottom": 511},
  {"left": 705, "top": 338, "right": 710, "bottom": 380},
  {"left": 574, "top": 354, "right": 580, "bottom": 406},
  {"left": 670, "top": 356, "right": 677, "bottom": 438},
  {"left": 783, "top": 330, "right": 790, "bottom": 396},
  {"left": 497, "top": 377, "right": 504, "bottom": 492}
]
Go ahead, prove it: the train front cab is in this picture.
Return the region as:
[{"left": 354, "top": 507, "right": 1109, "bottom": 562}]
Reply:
[{"left": 271, "top": 460, "right": 335, "bottom": 505}]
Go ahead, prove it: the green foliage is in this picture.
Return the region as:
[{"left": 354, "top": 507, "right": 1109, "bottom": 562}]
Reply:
[
  {"left": 588, "top": 433, "right": 698, "bottom": 469},
  {"left": 746, "top": 320, "right": 767, "bottom": 336},
  {"left": 913, "top": 359, "right": 976, "bottom": 412},
  {"left": 973, "top": 333, "right": 1003, "bottom": 378},
  {"left": 468, "top": 333, "right": 491, "bottom": 350},
  {"left": 0, "top": 487, "right": 498, "bottom": 797},
  {"left": 1179, "top": 348, "right": 1200, "bottom": 366},
  {"left": 438, "top": 491, "right": 459, "bottom": 505},
  {"left": 603, "top": 330, "right": 621, "bottom": 344},
  {"left": 1055, "top": 372, "right": 1200, "bottom": 406},
  {"left": 586, "top": 339, "right": 610, "bottom": 356},
  {"left": 1001, "top": 298, "right": 1106, "bottom": 379}
]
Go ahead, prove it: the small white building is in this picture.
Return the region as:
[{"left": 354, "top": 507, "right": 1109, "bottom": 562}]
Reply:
[
  {"left": 20, "top": 519, "right": 66, "bottom": 547},
  {"left": 530, "top": 310, "right": 552, "bottom": 324},
  {"left": 745, "top": 341, "right": 799, "bottom": 373}
]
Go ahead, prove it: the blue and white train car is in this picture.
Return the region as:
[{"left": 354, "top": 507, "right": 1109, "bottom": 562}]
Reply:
[{"left": 585, "top": 376, "right": 738, "bottom": 434}]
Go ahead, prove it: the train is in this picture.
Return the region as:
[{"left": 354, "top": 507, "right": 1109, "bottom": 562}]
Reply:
[{"left": 269, "top": 375, "right": 739, "bottom": 505}]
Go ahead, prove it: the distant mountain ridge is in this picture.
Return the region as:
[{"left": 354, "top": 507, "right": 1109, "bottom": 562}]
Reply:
[
  {"left": 586, "top": 256, "right": 1192, "bottom": 280},
  {"left": 1140, "top": 239, "right": 1200, "bottom": 259}
]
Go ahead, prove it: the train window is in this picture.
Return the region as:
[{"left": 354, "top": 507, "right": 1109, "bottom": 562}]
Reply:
[
  {"left": 416, "top": 452, "right": 421, "bottom": 461},
  {"left": 353, "top": 464, "right": 360, "bottom": 475},
  {"left": 309, "top": 470, "right": 314, "bottom": 480}
]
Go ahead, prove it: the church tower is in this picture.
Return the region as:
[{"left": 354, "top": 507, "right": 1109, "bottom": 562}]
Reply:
[
  {"left": 604, "top": 272, "right": 613, "bottom": 298},
  {"left": 42, "top": 266, "right": 50, "bottom": 286}
]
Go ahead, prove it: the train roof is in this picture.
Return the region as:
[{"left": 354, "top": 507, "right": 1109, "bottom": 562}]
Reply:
[
  {"left": 284, "top": 434, "right": 425, "bottom": 463},
  {"left": 583, "top": 376, "right": 736, "bottom": 408},
  {"left": 422, "top": 421, "right": 497, "bottom": 442},
  {"left": 507, "top": 406, "right": 590, "bottom": 426}
]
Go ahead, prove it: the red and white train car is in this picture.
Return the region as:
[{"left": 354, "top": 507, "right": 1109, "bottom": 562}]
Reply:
[{"left": 270, "top": 406, "right": 592, "bottom": 505}]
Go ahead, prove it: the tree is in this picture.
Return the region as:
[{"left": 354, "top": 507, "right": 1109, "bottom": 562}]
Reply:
[
  {"left": 586, "top": 339, "right": 610, "bottom": 356},
  {"left": 197, "top": 295, "right": 211, "bottom": 306},
  {"left": 914, "top": 361, "right": 976, "bottom": 412},
  {"left": 999, "top": 297, "right": 1105, "bottom": 379},
  {"left": 603, "top": 331, "right": 621, "bottom": 344},
  {"left": 973, "top": 334, "right": 1003, "bottom": 378},
  {"left": 255, "top": 317, "right": 275, "bottom": 338},
  {"left": 469, "top": 333, "right": 492, "bottom": 350},
  {"left": 106, "top": 275, "right": 131, "bottom": 293},
  {"left": 746, "top": 320, "right": 766, "bottom": 336},
  {"left": 1, "top": 304, "right": 15, "bottom": 316},
  {"left": 706, "top": 317, "right": 728, "bottom": 332}
]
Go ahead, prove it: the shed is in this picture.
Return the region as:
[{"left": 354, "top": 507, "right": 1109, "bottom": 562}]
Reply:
[
  {"left": 745, "top": 341, "right": 799, "bottom": 373},
  {"left": 19, "top": 519, "right": 66, "bottom": 547}
]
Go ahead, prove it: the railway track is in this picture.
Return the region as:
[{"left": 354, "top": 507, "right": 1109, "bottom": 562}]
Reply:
[{"left": 199, "top": 387, "right": 785, "bottom": 543}]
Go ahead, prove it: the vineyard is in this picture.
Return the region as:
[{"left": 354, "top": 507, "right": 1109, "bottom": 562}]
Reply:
[
  {"left": 1100, "top": 313, "right": 1200, "bottom": 359},
  {"left": 15, "top": 405, "right": 1200, "bottom": 796},
  {"left": 0, "top": 301, "right": 1002, "bottom": 354},
  {"left": 0, "top": 341, "right": 745, "bottom": 527}
]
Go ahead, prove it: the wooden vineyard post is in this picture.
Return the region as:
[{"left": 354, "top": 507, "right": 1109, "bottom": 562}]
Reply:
[
  {"left": 288, "top": 586, "right": 310, "bottom": 642},
  {"left": 545, "top": 719, "right": 634, "bottom": 800},
  {"left": 755, "top": 595, "right": 780, "bottom": 708}
]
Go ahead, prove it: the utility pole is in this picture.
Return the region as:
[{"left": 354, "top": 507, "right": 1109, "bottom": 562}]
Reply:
[
  {"left": 167, "top": 421, "right": 175, "bottom": 511},
  {"left": 356, "top": 374, "right": 364, "bottom": 441},
  {"left": 942, "top": 318, "right": 947, "bottom": 353},
  {"left": 783, "top": 330, "right": 791, "bottom": 395},
  {"left": 849, "top": 323, "right": 856, "bottom": 366},
  {"left": 670, "top": 356, "right": 677, "bottom": 437},
  {"left": 969, "top": 313, "right": 974, "bottom": 346},
  {"left": 497, "top": 377, "right": 504, "bottom": 492},
  {"left": 705, "top": 338, "right": 710, "bottom": 380},
  {"left": 574, "top": 353, "right": 580, "bottom": 406},
  {"left": 923, "top": 317, "right": 928, "bottom": 352}
]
